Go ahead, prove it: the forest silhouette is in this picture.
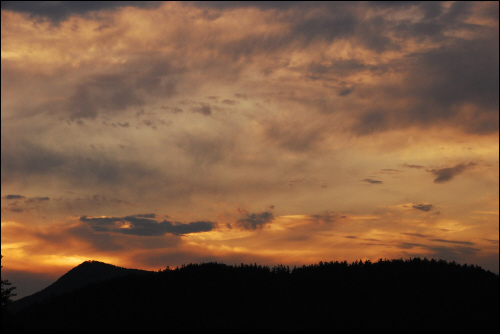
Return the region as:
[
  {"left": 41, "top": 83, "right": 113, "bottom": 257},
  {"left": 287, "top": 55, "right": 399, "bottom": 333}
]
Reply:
[{"left": 2, "top": 258, "right": 499, "bottom": 333}]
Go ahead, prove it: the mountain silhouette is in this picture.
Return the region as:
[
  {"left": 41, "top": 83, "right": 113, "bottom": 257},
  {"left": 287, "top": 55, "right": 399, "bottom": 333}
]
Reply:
[
  {"left": 4, "top": 258, "right": 499, "bottom": 333},
  {"left": 8, "top": 260, "right": 151, "bottom": 313}
]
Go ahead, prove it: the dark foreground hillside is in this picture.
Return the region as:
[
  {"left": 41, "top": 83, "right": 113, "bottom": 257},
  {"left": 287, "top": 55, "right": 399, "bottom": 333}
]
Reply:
[
  {"left": 3, "top": 258, "right": 499, "bottom": 333},
  {"left": 8, "top": 261, "right": 151, "bottom": 314}
]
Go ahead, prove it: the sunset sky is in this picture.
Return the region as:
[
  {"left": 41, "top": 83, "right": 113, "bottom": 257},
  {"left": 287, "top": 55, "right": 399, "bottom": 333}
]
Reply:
[{"left": 1, "top": 1, "right": 498, "bottom": 299}]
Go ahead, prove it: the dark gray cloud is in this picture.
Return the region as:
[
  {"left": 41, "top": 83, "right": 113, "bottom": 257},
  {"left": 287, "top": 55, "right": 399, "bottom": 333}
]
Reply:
[
  {"left": 61, "top": 223, "right": 181, "bottom": 252},
  {"left": 68, "top": 83, "right": 144, "bottom": 121},
  {"left": 159, "top": 106, "right": 183, "bottom": 113},
  {"left": 2, "top": 195, "right": 26, "bottom": 200},
  {"left": 188, "top": 1, "right": 479, "bottom": 57},
  {"left": 8, "top": 207, "right": 25, "bottom": 213},
  {"left": 1, "top": 139, "right": 161, "bottom": 190},
  {"left": 307, "top": 59, "right": 384, "bottom": 79},
  {"left": 400, "top": 244, "right": 482, "bottom": 268},
  {"left": 397, "top": 236, "right": 479, "bottom": 257},
  {"left": 399, "top": 242, "right": 426, "bottom": 249},
  {"left": 6, "top": 1, "right": 496, "bottom": 136},
  {"left": 412, "top": 203, "right": 433, "bottom": 212},
  {"left": 193, "top": 104, "right": 212, "bottom": 116},
  {"left": 309, "top": 211, "right": 339, "bottom": 223},
  {"left": 1, "top": 140, "right": 66, "bottom": 180},
  {"left": 134, "top": 213, "right": 156, "bottom": 218},
  {"left": 376, "top": 169, "right": 400, "bottom": 175},
  {"left": 235, "top": 210, "right": 274, "bottom": 230},
  {"left": 141, "top": 118, "right": 169, "bottom": 130},
  {"left": 351, "top": 16, "right": 498, "bottom": 135},
  {"left": 429, "top": 239, "right": 475, "bottom": 246},
  {"left": 402, "top": 163, "right": 425, "bottom": 169},
  {"left": 361, "top": 179, "right": 383, "bottom": 184},
  {"left": 189, "top": 1, "right": 427, "bottom": 12},
  {"left": 187, "top": 1, "right": 310, "bottom": 11},
  {"left": 412, "top": 39, "right": 499, "bottom": 112},
  {"left": 264, "top": 121, "right": 325, "bottom": 152},
  {"left": 221, "top": 99, "right": 238, "bottom": 105},
  {"left": 401, "top": 233, "right": 431, "bottom": 238},
  {"left": 26, "top": 197, "right": 50, "bottom": 203},
  {"left": 63, "top": 58, "right": 183, "bottom": 121},
  {"left": 80, "top": 214, "right": 216, "bottom": 236},
  {"left": 338, "top": 87, "right": 355, "bottom": 97},
  {"left": 353, "top": 111, "right": 389, "bottom": 135},
  {"left": 429, "top": 162, "right": 476, "bottom": 183},
  {"left": 421, "top": 245, "right": 481, "bottom": 258},
  {"left": 1, "top": 1, "right": 163, "bottom": 23},
  {"left": 158, "top": 221, "right": 216, "bottom": 236},
  {"left": 292, "top": 13, "right": 357, "bottom": 44},
  {"left": 176, "top": 133, "right": 233, "bottom": 166},
  {"left": 67, "top": 85, "right": 99, "bottom": 120}
]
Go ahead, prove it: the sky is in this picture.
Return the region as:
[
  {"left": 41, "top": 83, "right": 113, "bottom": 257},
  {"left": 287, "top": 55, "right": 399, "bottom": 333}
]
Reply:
[{"left": 1, "top": 1, "right": 499, "bottom": 299}]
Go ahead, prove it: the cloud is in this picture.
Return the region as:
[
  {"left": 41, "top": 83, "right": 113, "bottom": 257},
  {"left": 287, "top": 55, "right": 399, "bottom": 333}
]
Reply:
[
  {"left": 429, "top": 163, "right": 477, "bottom": 183},
  {"left": 306, "top": 59, "right": 387, "bottom": 81},
  {"left": 429, "top": 239, "right": 475, "bottom": 246},
  {"left": 159, "top": 221, "right": 216, "bottom": 236},
  {"left": 26, "top": 197, "right": 50, "bottom": 203},
  {"left": 134, "top": 213, "right": 156, "bottom": 218},
  {"left": 8, "top": 207, "right": 25, "bottom": 213},
  {"left": 221, "top": 99, "right": 238, "bottom": 105},
  {"left": 0, "top": 1, "right": 163, "bottom": 24},
  {"left": 67, "top": 82, "right": 145, "bottom": 121},
  {"left": 1, "top": 139, "right": 162, "bottom": 192},
  {"left": 2, "top": 195, "right": 25, "bottom": 200},
  {"left": 1, "top": 1, "right": 498, "bottom": 276},
  {"left": 292, "top": 13, "right": 357, "bottom": 44},
  {"left": 159, "top": 106, "right": 183, "bottom": 113},
  {"left": 309, "top": 211, "right": 339, "bottom": 224},
  {"left": 378, "top": 169, "right": 400, "bottom": 174},
  {"left": 80, "top": 215, "right": 217, "bottom": 236},
  {"left": 263, "top": 119, "right": 326, "bottom": 152},
  {"left": 338, "top": 87, "right": 354, "bottom": 97},
  {"left": 349, "top": 18, "right": 498, "bottom": 135},
  {"left": 400, "top": 244, "right": 482, "bottom": 265},
  {"left": 401, "top": 233, "right": 431, "bottom": 238},
  {"left": 176, "top": 132, "right": 234, "bottom": 166},
  {"left": 402, "top": 163, "right": 425, "bottom": 169},
  {"left": 399, "top": 242, "right": 427, "bottom": 249},
  {"left": 193, "top": 104, "right": 212, "bottom": 116},
  {"left": 353, "top": 111, "right": 389, "bottom": 135},
  {"left": 235, "top": 210, "right": 274, "bottom": 230},
  {"left": 361, "top": 179, "right": 383, "bottom": 184},
  {"left": 412, "top": 204, "right": 433, "bottom": 212}
]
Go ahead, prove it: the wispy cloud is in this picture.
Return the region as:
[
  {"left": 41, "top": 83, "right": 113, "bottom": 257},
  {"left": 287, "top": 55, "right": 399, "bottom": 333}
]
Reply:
[
  {"left": 80, "top": 215, "right": 217, "bottom": 236},
  {"left": 412, "top": 204, "right": 434, "bottom": 212},
  {"left": 429, "top": 163, "right": 477, "bottom": 183},
  {"left": 234, "top": 210, "right": 274, "bottom": 231},
  {"left": 361, "top": 179, "right": 383, "bottom": 184}
]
